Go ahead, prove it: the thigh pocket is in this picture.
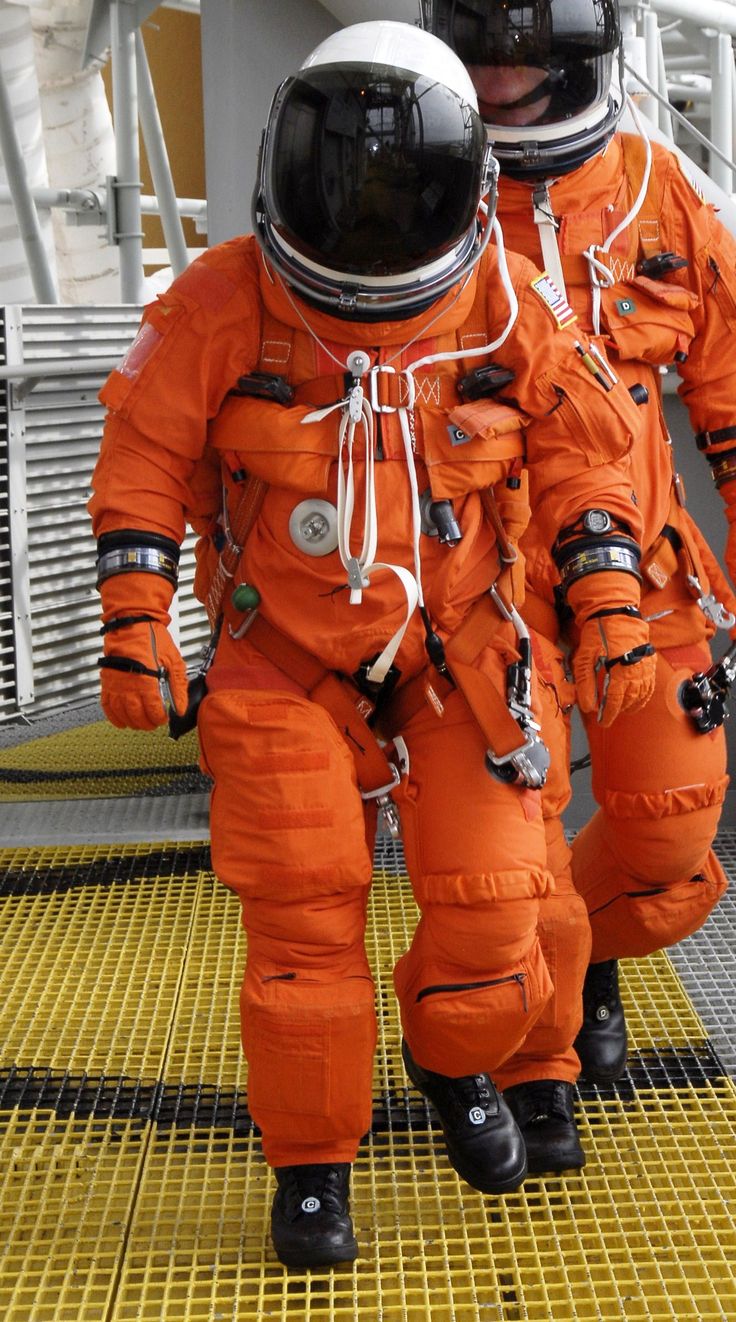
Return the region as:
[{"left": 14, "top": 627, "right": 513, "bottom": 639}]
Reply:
[{"left": 244, "top": 975, "right": 376, "bottom": 1121}]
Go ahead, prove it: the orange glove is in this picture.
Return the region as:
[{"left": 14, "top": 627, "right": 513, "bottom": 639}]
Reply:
[
  {"left": 567, "top": 572, "right": 657, "bottom": 727},
  {"left": 99, "top": 570, "right": 188, "bottom": 730}
]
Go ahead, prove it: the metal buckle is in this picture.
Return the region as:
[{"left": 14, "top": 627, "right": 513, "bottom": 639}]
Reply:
[{"left": 368, "top": 365, "right": 415, "bottom": 414}]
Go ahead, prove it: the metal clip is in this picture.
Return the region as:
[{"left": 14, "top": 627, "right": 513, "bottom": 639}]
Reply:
[
  {"left": 348, "top": 383, "right": 364, "bottom": 423},
  {"left": 687, "top": 575, "right": 736, "bottom": 630},
  {"left": 347, "top": 556, "right": 369, "bottom": 592},
  {"left": 360, "top": 739, "right": 409, "bottom": 839}
]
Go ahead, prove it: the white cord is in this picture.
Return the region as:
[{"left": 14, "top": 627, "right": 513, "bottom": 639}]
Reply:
[
  {"left": 585, "top": 93, "right": 653, "bottom": 333},
  {"left": 296, "top": 220, "right": 521, "bottom": 680}
]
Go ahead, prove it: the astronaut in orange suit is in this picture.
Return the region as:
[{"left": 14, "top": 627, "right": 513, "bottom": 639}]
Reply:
[
  {"left": 421, "top": 0, "right": 732, "bottom": 1171},
  {"left": 89, "top": 22, "right": 655, "bottom": 1267}
]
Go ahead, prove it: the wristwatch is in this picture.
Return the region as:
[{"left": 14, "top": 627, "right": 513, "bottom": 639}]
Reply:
[{"left": 581, "top": 509, "right": 613, "bottom": 535}]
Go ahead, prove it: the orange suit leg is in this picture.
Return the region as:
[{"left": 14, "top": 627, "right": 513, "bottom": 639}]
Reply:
[
  {"left": 198, "top": 668, "right": 377, "bottom": 1168},
  {"left": 496, "top": 632, "right": 591, "bottom": 1089},
  {"left": 573, "top": 639, "right": 729, "bottom": 963},
  {"left": 392, "top": 680, "right": 555, "bottom": 1079}
]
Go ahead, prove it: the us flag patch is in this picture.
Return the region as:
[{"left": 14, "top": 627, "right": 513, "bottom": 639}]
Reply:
[{"left": 530, "top": 272, "right": 577, "bottom": 328}]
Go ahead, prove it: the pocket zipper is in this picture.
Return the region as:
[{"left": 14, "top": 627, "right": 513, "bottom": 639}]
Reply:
[{"left": 416, "top": 971, "right": 528, "bottom": 1013}]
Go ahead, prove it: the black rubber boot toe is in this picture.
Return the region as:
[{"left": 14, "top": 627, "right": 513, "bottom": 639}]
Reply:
[
  {"left": 504, "top": 1080, "right": 585, "bottom": 1174},
  {"left": 574, "top": 959, "right": 628, "bottom": 1084},
  {"left": 402, "top": 1039, "right": 527, "bottom": 1195},
  {"left": 271, "top": 1163, "right": 358, "bottom": 1269}
]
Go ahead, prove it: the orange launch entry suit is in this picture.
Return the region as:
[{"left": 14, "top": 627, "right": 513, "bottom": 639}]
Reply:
[
  {"left": 492, "top": 134, "right": 731, "bottom": 1094},
  {"left": 90, "top": 236, "right": 643, "bottom": 1165}
]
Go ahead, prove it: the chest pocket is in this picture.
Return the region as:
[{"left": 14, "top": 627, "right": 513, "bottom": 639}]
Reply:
[
  {"left": 600, "top": 273, "right": 698, "bottom": 364},
  {"left": 208, "top": 391, "right": 337, "bottom": 494},
  {"left": 419, "top": 397, "right": 527, "bottom": 501}
]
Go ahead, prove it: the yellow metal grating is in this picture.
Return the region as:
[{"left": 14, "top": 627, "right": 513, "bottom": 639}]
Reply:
[
  {"left": 0, "top": 722, "right": 205, "bottom": 800},
  {"left": 0, "top": 1112, "right": 147, "bottom": 1322},
  {"left": 0, "top": 840, "right": 735, "bottom": 1320}
]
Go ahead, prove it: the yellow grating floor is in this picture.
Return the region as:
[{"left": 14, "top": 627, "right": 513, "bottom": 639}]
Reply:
[
  {"left": 0, "top": 841, "right": 735, "bottom": 1320},
  {"left": 0, "top": 723, "right": 204, "bottom": 800}
]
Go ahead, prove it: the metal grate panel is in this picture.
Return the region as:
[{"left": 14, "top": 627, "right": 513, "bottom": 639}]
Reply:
[
  {"left": 0, "top": 839, "right": 735, "bottom": 1320},
  {"left": 0, "top": 311, "right": 15, "bottom": 718},
  {"left": 0, "top": 305, "right": 210, "bottom": 719}
]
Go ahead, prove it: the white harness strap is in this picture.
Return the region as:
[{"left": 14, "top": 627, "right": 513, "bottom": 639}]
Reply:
[{"left": 532, "top": 180, "right": 568, "bottom": 296}]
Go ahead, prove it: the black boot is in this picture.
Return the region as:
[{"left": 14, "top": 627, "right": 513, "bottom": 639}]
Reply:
[
  {"left": 271, "top": 1163, "right": 358, "bottom": 1269},
  {"left": 402, "top": 1039, "right": 527, "bottom": 1194},
  {"left": 574, "top": 959, "right": 628, "bottom": 1083},
  {"left": 503, "top": 1080, "right": 585, "bottom": 1173}
]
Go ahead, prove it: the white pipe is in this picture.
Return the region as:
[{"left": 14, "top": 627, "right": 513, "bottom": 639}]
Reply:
[
  {"left": 31, "top": 2, "right": 121, "bottom": 304},
  {"left": 135, "top": 30, "right": 189, "bottom": 277},
  {"left": 0, "top": 2, "right": 57, "bottom": 303},
  {"left": 110, "top": 0, "right": 144, "bottom": 303},
  {"left": 648, "top": 0, "right": 736, "bottom": 39},
  {"left": 643, "top": 9, "right": 662, "bottom": 125},
  {"left": 710, "top": 31, "right": 734, "bottom": 193}
]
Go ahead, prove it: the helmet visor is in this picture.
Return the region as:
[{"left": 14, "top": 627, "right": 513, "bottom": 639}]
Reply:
[
  {"left": 423, "top": 1, "right": 619, "bottom": 127},
  {"left": 261, "top": 65, "right": 486, "bottom": 277}
]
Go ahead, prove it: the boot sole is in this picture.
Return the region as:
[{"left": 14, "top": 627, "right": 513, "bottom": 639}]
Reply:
[
  {"left": 578, "top": 1060, "right": 628, "bottom": 1084},
  {"left": 275, "top": 1239, "right": 359, "bottom": 1270},
  {"left": 526, "top": 1151, "right": 586, "bottom": 1175},
  {"left": 449, "top": 1150, "right": 528, "bottom": 1195}
]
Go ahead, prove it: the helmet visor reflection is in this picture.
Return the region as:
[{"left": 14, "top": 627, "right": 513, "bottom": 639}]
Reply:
[
  {"left": 263, "top": 65, "right": 486, "bottom": 277},
  {"left": 424, "top": 0, "right": 619, "bottom": 126}
]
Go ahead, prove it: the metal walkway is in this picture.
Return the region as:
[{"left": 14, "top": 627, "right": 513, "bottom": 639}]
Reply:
[{"left": 0, "top": 710, "right": 734, "bottom": 1320}]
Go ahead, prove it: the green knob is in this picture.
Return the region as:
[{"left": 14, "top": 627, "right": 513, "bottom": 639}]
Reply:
[{"left": 231, "top": 582, "right": 261, "bottom": 612}]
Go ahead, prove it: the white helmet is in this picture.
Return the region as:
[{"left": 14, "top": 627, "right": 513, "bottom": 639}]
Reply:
[
  {"left": 420, "top": 0, "right": 623, "bottom": 178},
  {"left": 252, "top": 20, "right": 497, "bottom": 319}
]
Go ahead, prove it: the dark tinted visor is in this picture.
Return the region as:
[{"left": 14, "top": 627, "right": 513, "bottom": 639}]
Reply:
[
  {"left": 426, "top": 0, "right": 619, "bottom": 66},
  {"left": 263, "top": 65, "right": 486, "bottom": 277}
]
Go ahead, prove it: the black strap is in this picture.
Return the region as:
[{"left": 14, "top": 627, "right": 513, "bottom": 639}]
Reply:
[
  {"left": 695, "top": 426, "right": 736, "bottom": 451},
  {"left": 604, "top": 643, "right": 655, "bottom": 671},
  {"left": 100, "top": 615, "right": 157, "bottom": 635},
  {"left": 98, "top": 656, "right": 163, "bottom": 679},
  {"left": 585, "top": 606, "right": 642, "bottom": 622}
]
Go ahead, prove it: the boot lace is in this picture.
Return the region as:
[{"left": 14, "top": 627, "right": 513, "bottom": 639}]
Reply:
[
  {"left": 453, "top": 1073, "right": 495, "bottom": 1121},
  {"left": 278, "top": 1164, "right": 349, "bottom": 1219},
  {"left": 515, "top": 1081, "right": 574, "bottom": 1127},
  {"left": 585, "top": 959, "right": 620, "bottom": 1017}
]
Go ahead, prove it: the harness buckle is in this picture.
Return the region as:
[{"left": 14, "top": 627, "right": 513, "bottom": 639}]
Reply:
[
  {"left": 368, "top": 364, "right": 415, "bottom": 413},
  {"left": 360, "top": 736, "right": 409, "bottom": 839}
]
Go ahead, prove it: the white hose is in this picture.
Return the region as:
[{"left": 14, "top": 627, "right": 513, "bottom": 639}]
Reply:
[
  {"left": 0, "top": 2, "right": 56, "bottom": 302},
  {"left": 31, "top": 1, "right": 120, "bottom": 303}
]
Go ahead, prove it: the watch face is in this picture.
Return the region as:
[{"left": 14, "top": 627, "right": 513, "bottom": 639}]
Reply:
[{"left": 583, "top": 509, "right": 611, "bottom": 534}]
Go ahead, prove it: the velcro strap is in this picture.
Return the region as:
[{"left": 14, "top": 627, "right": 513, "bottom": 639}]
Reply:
[
  {"left": 100, "top": 615, "right": 157, "bottom": 635},
  {"left": 246, "top": 616, "right": 395, "bottom": 795},
  {"left": 584, "top": 605, "right": 642, "bottom": 623},
  {"left": 294, "top": 369, "right": 458, "bottom": 412},
  {"left": 695, "top": 425, "right": 736, "bottom": 451},
  {"left": 605, "top": 643, "right": 655, "bottom": 670},
  {"left": 443, "top": 595, "right": 533, "bottom": 759},
  {"left": 99, "top": 656, "right": 162, "bottom": 678}
]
